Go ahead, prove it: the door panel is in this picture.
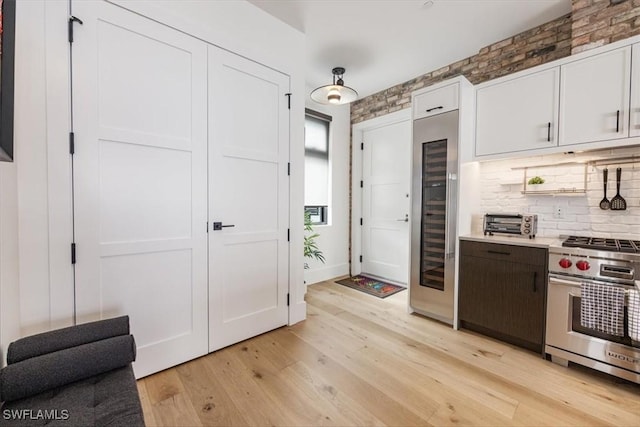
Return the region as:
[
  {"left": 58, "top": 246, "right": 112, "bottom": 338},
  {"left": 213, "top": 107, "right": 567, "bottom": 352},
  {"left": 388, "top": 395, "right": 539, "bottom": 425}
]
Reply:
[
  {"left": 72, "top": 0, "right": 208, "bottom": 378},
  {"left": 361, "top": 121, "right": 411, "bottom": 284},
  {"left": 98, "top": 141, "right": 192, "bottom": 242},
  {"left": 559, "top": 47, "right": 631, "bottom": 145},
  {"left": 631, "top": 44, "right": 640, "bottom": 137},
  {"left": 476, "top": 68, "right": 559, "bottom": 156},
  {"left": 208, "top": 46, "right": 290, "bottom": 352}
]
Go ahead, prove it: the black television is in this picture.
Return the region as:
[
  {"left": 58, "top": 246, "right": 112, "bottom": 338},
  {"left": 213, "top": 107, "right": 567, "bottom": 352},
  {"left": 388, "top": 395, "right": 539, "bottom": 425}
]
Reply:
[{"left": 0, "top": 0, "right": 15, "bottom": 162}]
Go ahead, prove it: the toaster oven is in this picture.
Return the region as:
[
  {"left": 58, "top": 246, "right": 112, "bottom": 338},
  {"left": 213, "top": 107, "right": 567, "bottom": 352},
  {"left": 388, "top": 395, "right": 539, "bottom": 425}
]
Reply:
[{"left": 483, "top": 213, "right": 537, "bottom": 238}]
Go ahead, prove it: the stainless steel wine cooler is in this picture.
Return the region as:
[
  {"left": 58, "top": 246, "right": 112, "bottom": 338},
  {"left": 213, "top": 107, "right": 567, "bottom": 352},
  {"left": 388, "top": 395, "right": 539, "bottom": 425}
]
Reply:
[{"left": 409, "top": 110, "right": 458, "bottom": 325}]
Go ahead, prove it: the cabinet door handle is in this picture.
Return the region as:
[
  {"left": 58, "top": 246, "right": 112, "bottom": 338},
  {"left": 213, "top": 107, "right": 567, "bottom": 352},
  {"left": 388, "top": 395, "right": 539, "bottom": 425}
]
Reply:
[
  {"left": 487, "top": 250, "right": 510, "bottom": 255},
  {"left": 533, "top": 271, "right": 537, "bottom": 293},
  {"left": 616, "top": 110, "right": 620, "bottom": 133},
  {"left": 426, "top": 106, "right": 444, "bottom": 113},
  {"left": 547, "top": 122, "right": 551, "bottom": 142}
]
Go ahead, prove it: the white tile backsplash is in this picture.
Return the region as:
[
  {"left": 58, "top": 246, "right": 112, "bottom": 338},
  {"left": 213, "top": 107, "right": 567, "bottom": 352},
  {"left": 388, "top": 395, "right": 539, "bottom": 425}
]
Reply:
[{"left": 478, "top": 148, "right": 640, "bottom": 240}]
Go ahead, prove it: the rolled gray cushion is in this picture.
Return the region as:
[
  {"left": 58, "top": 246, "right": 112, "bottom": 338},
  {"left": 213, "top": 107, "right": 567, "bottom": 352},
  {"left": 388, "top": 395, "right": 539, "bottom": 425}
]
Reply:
[
  {"left": 0, "top": 335, "right": 136, "bottom": 402},
  {"left": 7, "top": 316, "right": 130, "bottom": 364}
]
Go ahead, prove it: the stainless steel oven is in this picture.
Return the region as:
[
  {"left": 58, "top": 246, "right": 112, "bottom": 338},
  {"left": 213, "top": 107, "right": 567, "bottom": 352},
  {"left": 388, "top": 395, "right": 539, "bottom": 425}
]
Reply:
[{"left": 546, "top": 238, "right": 640, "bottom": 383}]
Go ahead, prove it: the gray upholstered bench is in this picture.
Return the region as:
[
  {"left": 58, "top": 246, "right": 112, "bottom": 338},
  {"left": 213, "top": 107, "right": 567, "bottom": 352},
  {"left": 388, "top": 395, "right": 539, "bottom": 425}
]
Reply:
[{"left": 0, "top": 316, "right": 144, "bottom": 426}]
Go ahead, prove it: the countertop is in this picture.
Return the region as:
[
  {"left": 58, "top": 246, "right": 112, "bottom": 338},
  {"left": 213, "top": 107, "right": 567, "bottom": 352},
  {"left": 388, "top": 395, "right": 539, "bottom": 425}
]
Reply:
[{"left": 459, "top": 233, "right": 562, "bottom": 249}]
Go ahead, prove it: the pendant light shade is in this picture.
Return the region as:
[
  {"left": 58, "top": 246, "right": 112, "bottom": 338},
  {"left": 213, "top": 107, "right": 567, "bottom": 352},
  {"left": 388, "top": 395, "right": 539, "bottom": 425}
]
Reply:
[{"left": 310, "top": 67, "right": 358, "bottom": 105}]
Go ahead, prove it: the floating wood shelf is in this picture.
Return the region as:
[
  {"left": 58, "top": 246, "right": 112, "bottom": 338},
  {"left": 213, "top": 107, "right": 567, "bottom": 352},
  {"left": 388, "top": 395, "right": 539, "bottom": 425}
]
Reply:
[
  {"left": 508, "top": 152, "right": 640, "bottom": 196},
  {"left": 516, "top": 162, "right": 588, "bottom": 196},
  {"left": 521, "top": 188, "right": 587, "bottom": 195}
]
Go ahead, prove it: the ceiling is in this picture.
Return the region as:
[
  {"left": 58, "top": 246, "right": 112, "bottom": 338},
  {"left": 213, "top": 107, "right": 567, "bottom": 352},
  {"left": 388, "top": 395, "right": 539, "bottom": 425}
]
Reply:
[{"left": 248, "top": 0, "right": 572, "bottom": 101}]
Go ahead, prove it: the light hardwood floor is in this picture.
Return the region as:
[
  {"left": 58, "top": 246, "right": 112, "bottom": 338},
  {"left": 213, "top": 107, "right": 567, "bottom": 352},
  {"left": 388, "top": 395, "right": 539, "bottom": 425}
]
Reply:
[{"left": 137, "top": 280, "right": 640, "bottom": 426}]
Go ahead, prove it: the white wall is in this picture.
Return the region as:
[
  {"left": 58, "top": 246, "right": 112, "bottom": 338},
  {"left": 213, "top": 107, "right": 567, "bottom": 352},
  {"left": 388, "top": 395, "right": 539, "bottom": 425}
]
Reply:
[
  {"left": 0, "top": 0, "right": 306, "bottom": 359},
  {"left": 304, "top": 100, "right": 350, "bottom": 285},
  {"left": 478, "top": 146, "right": 640, "bottom": 239},
  {"left": 0, "top": 1, "right": 69, "bottom": 366},
  {"left": 0, "top": 163, "right": 19, "bottom": 366}
]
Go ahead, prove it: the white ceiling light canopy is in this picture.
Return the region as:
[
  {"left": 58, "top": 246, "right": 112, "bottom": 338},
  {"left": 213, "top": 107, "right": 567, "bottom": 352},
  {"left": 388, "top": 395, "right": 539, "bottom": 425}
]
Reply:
[{"left": 310, "top": 67, "right": 358, "bottom": 105}]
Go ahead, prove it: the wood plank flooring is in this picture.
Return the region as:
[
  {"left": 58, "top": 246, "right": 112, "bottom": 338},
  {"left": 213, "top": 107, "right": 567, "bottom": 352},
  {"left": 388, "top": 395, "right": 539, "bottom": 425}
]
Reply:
[{"left": 137, "top": 279, "right": 640, "bottom": 426}]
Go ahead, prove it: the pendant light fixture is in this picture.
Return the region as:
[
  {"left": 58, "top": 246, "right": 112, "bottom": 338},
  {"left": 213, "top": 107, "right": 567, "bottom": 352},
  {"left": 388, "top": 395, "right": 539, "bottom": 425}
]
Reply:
[{"left": 310, "top": 67, "right": 358, "bottom": 105}]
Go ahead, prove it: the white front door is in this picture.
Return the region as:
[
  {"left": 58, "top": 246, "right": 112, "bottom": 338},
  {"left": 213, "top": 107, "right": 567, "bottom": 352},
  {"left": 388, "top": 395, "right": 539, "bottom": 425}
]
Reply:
[
  {"left": 72, "top": 1, "right": 208, "bottom": 378},
  {"left": 208, "top": 46, "right": 290, "bottom": 352},
  {"left": 361, "top": 120, "right": 411, "bottom": 284}
]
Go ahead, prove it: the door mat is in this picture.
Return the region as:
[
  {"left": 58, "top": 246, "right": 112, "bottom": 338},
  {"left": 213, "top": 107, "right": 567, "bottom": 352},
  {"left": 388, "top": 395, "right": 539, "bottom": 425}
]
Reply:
[{"left": 335, "top": 275, "right": 406, "bottom": 299}]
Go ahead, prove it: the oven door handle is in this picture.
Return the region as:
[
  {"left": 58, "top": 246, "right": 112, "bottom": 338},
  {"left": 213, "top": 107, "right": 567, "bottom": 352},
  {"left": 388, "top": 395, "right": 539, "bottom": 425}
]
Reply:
[
  {"left": 550, "top": 274, "right": 638, "bottom": 291},
  {"left": 548, "top": 275, "right": 582, "bottom": 288}
]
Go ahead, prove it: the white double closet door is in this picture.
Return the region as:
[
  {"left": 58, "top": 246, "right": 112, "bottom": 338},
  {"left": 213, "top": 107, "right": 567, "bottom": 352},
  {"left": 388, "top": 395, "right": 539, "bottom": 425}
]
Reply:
[{"left": 72, "top": 1, "right": 290, "bottom": 378}]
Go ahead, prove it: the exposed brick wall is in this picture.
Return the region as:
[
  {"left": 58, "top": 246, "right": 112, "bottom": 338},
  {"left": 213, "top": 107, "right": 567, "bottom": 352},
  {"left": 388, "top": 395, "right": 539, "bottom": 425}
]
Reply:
[
  {"left": 351, "top": 0, "right": 640, "bottom": 125},
  {"left": 351, "top": 14, "right": 572, "bottom": 124},
  {"left": 571, "top": 0, "right": 640, "bottom": 53}
]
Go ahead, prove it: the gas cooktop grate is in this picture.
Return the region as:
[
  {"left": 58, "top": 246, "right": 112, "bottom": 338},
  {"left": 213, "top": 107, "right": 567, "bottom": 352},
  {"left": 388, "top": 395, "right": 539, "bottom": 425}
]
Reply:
[{"left": 562, "top": 236, "right": 640, "bottom": 253}]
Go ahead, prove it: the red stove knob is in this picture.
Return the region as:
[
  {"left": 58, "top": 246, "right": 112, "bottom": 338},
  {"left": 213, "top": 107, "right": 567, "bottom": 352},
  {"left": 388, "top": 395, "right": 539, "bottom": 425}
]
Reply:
[
  {"left": 576, "top": 260, "right": 590, "bottom": 271},
  {"left": 559, "top": 258, "right": 572, "bottom": 268}
]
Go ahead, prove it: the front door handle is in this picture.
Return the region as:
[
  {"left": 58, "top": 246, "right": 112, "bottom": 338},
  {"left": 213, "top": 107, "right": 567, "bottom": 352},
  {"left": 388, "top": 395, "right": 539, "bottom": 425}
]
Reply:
[
  {"left": 212, "top": 222, "right": 235, "bottom": 231},
  {"left": 396, "top": 214, "right": 409, "bottom": 222}
]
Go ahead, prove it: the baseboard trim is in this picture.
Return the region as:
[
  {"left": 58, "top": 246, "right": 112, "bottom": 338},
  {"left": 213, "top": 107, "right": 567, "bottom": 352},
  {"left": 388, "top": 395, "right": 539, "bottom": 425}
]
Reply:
[{"left": 304, "top": 263, "right": 349, "bottom": 286}]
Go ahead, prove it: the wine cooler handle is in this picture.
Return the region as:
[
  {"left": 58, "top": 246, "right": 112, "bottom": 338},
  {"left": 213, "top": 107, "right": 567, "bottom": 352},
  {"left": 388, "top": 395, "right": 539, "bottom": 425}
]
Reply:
[{"left": 445, "top": 172, "right": 458, "bottom": 259}]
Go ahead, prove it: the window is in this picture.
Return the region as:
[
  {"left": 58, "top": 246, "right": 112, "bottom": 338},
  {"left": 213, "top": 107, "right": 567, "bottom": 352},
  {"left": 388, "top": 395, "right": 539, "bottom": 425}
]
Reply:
[{"left": 304, "top": 109, "right": 331, "bottom": 225}]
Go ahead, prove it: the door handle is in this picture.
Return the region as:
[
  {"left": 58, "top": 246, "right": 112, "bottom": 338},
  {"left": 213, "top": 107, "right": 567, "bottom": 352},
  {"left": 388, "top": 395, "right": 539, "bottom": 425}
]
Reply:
[
  {"left": 212, "top": 222, "right": 235, "bottom": 231},
  {"left": 396, "top": 214, "right": 409, "bottom": 222}
]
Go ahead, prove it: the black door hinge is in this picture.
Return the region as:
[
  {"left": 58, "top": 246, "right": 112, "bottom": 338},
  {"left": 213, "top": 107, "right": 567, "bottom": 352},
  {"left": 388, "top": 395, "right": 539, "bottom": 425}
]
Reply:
[
  {"left": 360, "top": 180, "right": 363, "bottom": 188},
  {"left": 287, "top": 293, "right": 290, "bottom": 306},
  {"left": 287, "top": 229, "right": 290, "bottom": 242},
  {"left": 287, "top": 162, "right": 290, "bottom": 176},
  {"left": 68, "top": 16, "right": 83, "bottom": 43},
  {"left": 69, "top": 132, "right": 75, "bottom": 155},
  {"left": 359, "top": 255, "right": 363, "bottom": 263},
  {"left": 285, "top": 93, "right": 291, "bottom": 109},
  {"left": 360, "top": 218, "right": 363, "bottom": 226},
  {"left": 71, "top": 243, "right": 76, "bottom": 264},
  {"left": 206, "top": 222, "right": 209, "bottom": 233},
  {"left": 361, "top": 142, "right": 364, "bottom": 150}
]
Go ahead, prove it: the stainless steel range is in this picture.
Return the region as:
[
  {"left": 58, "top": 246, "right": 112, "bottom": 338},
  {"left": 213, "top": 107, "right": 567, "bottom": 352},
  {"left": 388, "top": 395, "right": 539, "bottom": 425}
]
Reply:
[{"left": 546, "top": 236, "right": 640, "bottom": 383}]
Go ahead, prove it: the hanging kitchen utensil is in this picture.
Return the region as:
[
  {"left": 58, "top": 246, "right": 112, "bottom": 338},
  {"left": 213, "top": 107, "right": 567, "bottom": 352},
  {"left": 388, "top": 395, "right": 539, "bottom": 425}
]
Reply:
[
  {"left": 610, "top": 167, "right": 627, "bottom": 211},
  {"left": 599, "top": 168, "right": 610, "bottom": 210}
]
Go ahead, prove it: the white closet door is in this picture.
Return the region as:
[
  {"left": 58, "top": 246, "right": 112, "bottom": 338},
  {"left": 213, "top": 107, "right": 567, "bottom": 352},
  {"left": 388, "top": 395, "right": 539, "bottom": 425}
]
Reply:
[
  {"left": 72, "top": 0, "right": 208, "bottom": 378},
  {"left": 208, "top": 46, "right": 290, "bottom": 352}
]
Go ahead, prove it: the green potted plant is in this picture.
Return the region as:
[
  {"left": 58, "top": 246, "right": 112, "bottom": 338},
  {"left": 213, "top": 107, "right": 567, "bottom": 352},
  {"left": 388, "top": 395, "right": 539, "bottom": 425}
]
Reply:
[
  {"left": 527, "top": 176, "right": 545, "bottom": 191},
  {"left": 304, "top": 211, "right": 325, "bottom": 269},
  {"left": 528, "top": 176, "right": 545, "bottom": 185}
]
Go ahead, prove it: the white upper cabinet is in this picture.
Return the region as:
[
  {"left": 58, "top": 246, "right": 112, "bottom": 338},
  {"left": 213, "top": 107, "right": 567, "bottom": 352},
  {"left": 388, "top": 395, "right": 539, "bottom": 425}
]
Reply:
[
  {"left": 475, "top": 67, "right": 559, "bottom": 157},
  {"left": 630, "top": 43, "right": 640, "bottom": 137},
  {"left": 559, "top": 46, "right": 631, "bottom": 146},
  {"left": 413, "top": 83, "right": 459, "bottom": 120}
]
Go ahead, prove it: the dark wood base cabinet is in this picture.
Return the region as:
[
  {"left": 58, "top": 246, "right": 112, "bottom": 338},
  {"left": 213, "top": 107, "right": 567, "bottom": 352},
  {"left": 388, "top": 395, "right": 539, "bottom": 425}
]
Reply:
[{"left": 458, "top": 240, "right": 548, "bottom": 354}]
